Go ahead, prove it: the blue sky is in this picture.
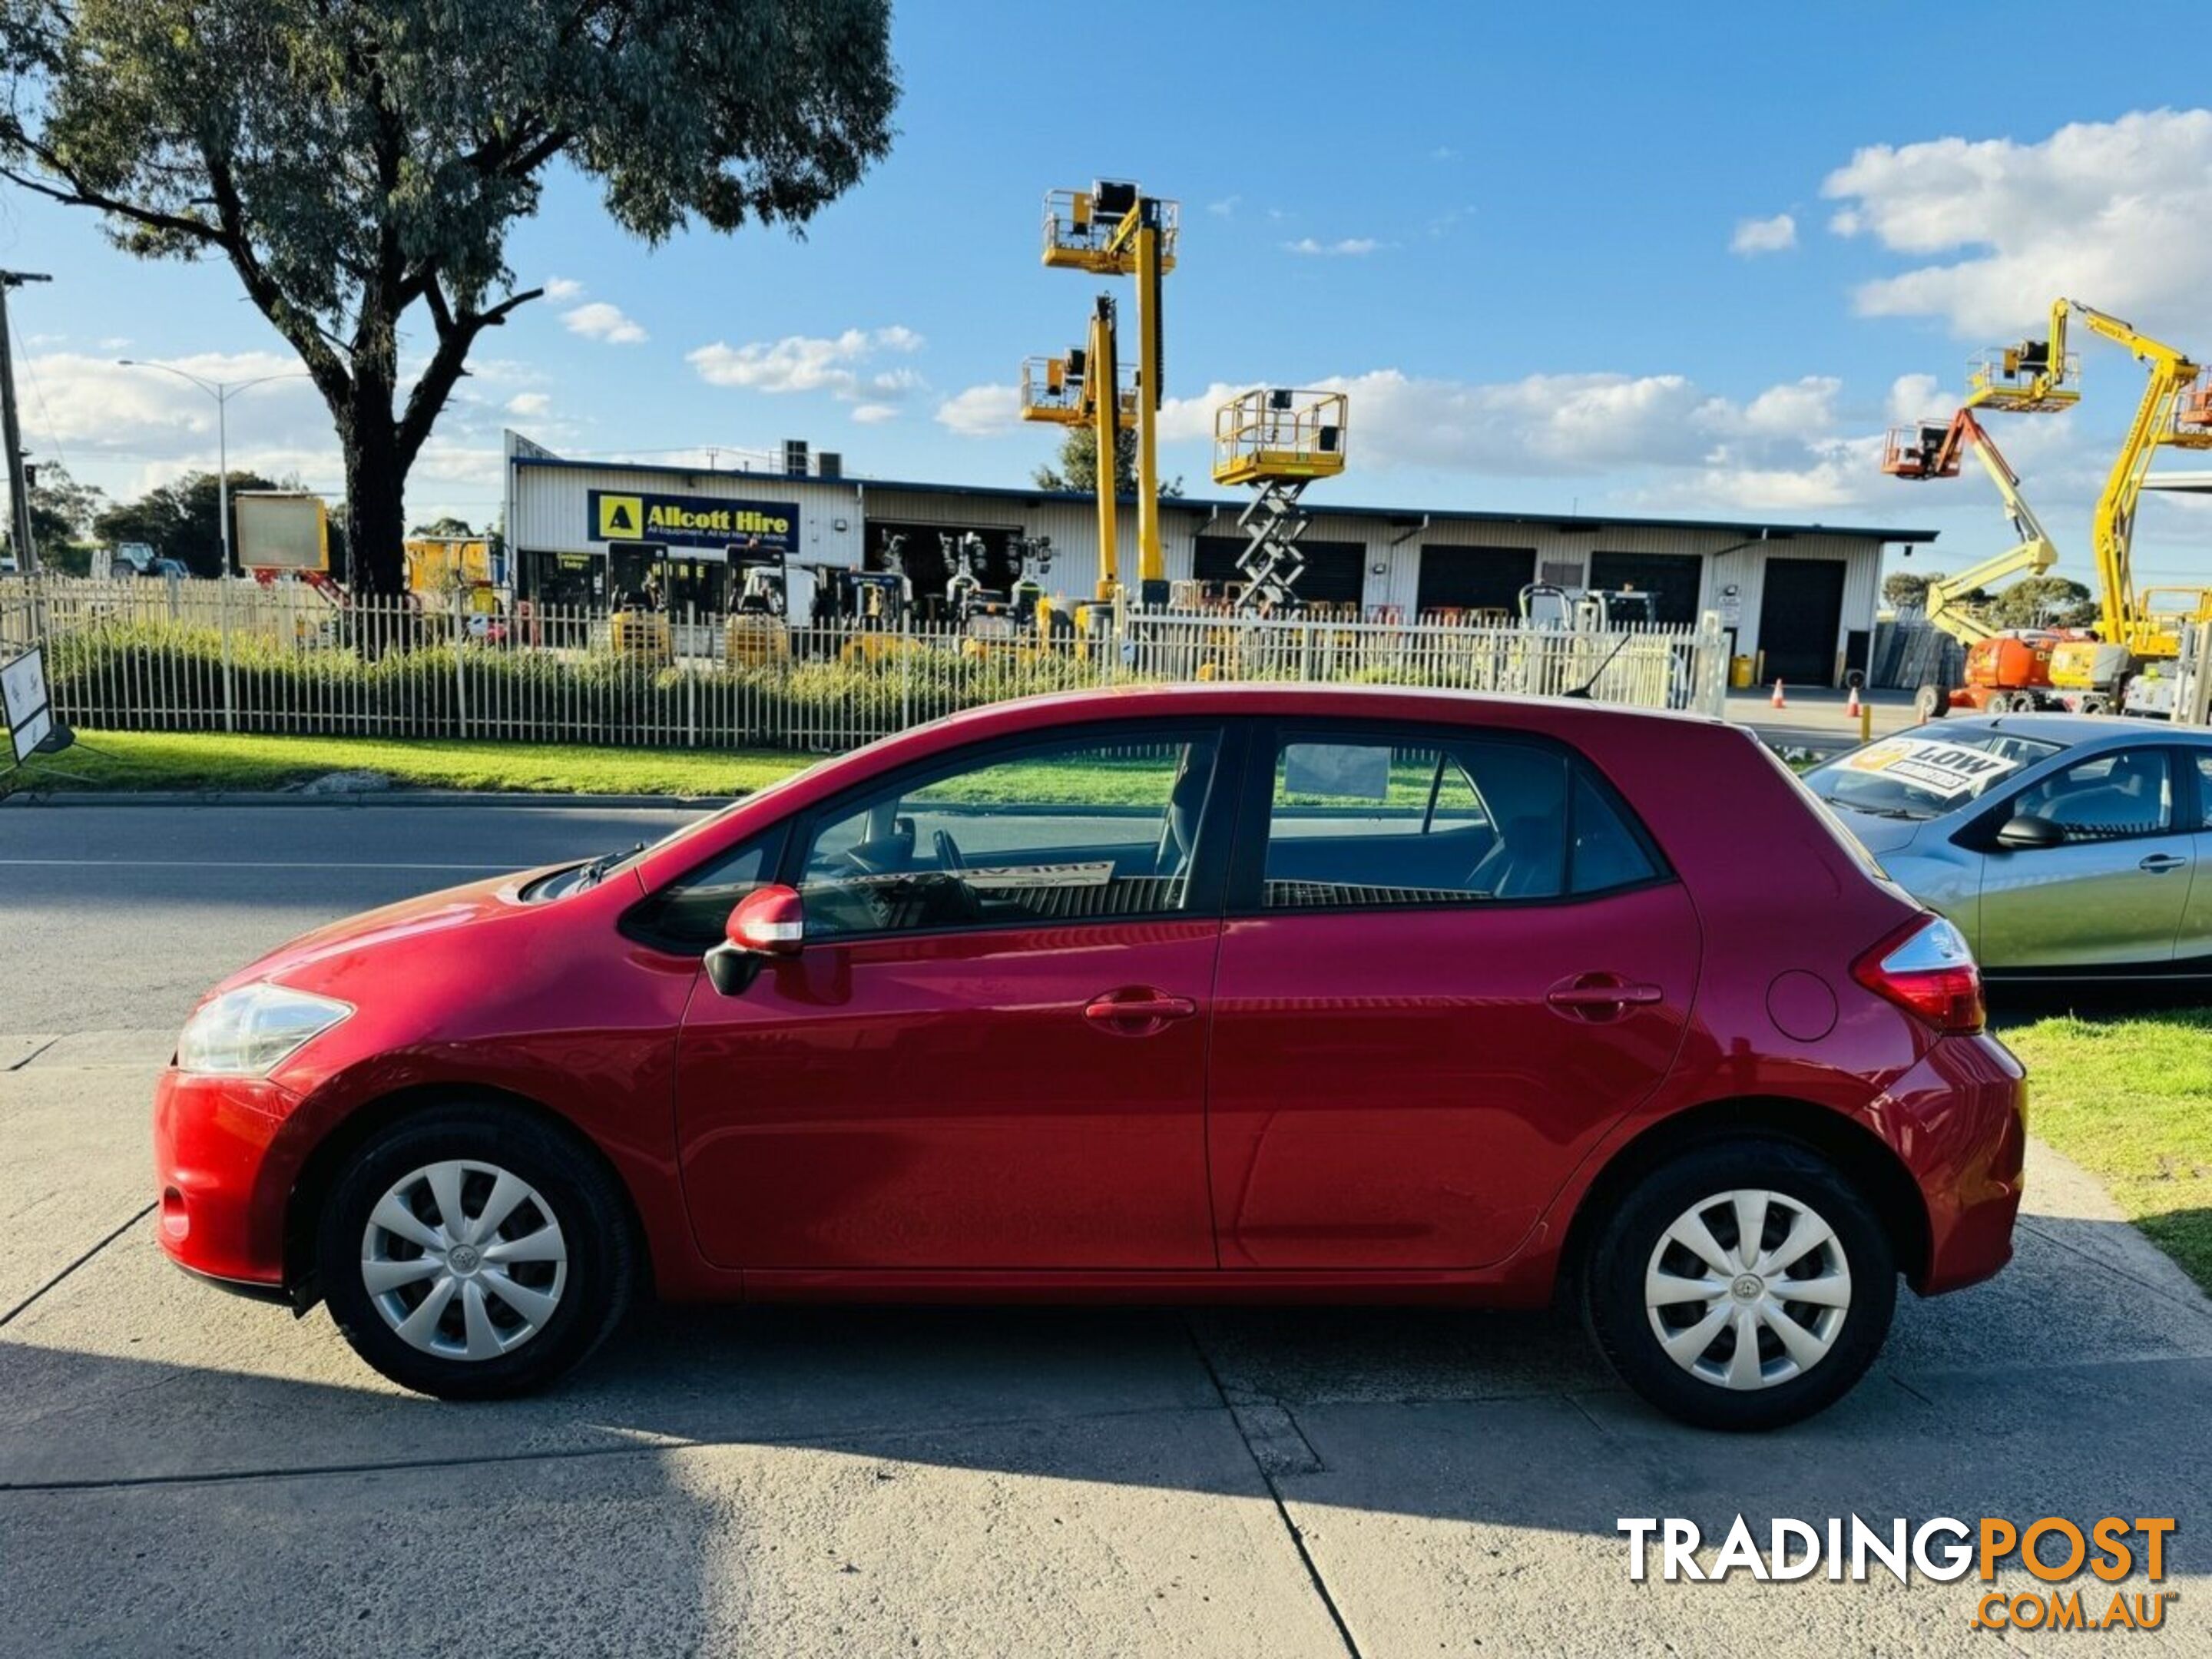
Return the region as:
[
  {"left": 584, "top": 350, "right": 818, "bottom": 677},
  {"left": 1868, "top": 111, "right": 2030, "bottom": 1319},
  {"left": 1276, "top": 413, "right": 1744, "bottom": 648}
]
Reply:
[{"left": 9, "top": 2, "right": 2212, "bottom": 588}]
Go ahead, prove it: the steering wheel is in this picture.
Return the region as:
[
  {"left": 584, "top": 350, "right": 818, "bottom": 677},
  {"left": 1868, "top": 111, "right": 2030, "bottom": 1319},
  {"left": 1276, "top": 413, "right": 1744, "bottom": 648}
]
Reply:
[{"left": 933, "top": 828, "right": 968, "bottom": 873}]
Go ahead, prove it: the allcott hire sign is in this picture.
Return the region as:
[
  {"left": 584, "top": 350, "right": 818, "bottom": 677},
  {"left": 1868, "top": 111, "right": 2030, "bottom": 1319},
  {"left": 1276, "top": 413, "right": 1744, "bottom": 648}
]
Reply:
[{"left": 588, "top": 489, "right": 801, "bottom": 555}]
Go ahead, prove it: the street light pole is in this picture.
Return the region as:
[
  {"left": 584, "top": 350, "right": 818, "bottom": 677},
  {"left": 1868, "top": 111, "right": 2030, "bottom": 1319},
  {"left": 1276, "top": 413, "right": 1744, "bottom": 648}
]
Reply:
[{"left": 115, "top": 361, "right": 309, "bottom": 573}]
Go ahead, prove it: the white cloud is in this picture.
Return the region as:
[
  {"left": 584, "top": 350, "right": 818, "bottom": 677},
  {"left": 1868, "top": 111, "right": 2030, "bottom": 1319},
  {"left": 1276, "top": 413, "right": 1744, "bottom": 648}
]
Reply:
[
  {"left": 1155, "top": 366, "right": 1920, "bottom": 512},
  {"left": 1730, "top": 213, "right": 1797, "bottom": 256},
  {"left": 1207, "top": 195, "right": 1240, "bottom": 217},
  {"left": 562, "top": 301, "right": 647, "bottom": 344},
  {"left": 97, "top": 336, "right": 130, "bottom": 352},
  {"left": 687, "top": 326, "right": 926, "bottom": 400},
  {"left": 1283, "top": 237, "right": 1381, "bottom": 257},
  {"left": 505, "top": 391, "right": 552, "bottom": 418},
  {"left": 934, "top": 384, "right": 1022, "bottom": 437},
  {"left": 1886, "top": 373, "right": 1947, "bottom": 425},
  {"left": 850, "top": 402, "right": 899, "bottom": 425},
  {"left": 1823, "top": 108, "right": 2212, "bottom": 336},
  {"left": 1429, "top": 146, "right": 1459, "bottom": 162},
  {"left": 542, "top": 276, "right": 584, "bottom": 302}
]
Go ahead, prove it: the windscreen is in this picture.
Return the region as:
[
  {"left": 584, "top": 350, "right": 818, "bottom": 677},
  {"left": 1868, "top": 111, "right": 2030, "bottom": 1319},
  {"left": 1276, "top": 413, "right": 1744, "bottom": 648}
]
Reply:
[{"left": 1805, "top": 732, "right": 2063, "bottom": 822}]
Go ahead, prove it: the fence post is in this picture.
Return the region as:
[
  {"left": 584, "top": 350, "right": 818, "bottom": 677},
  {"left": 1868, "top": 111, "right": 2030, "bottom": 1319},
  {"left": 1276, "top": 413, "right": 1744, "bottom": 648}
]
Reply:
[
  {"left": 443, "top": 603, "right": 462, "bottom": 738},
  {"left": 1697, "top": 611, "right": 1727, "bottom": 718},
  {"left": 899, "top": 609, "right": 912, "bottom": 737},
  {"left": 685, "top": 601, "right": 697, "bottom": 748},
  {"left": 218, "top": 575, "right": 237, "bottom": 733}
]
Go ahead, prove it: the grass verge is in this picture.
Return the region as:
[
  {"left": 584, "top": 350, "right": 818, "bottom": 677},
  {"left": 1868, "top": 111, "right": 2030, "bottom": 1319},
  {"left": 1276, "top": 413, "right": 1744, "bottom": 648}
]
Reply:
[
  {"left": 15, "top": 730, "right": 816, "bottom": 798},
  {"left": 2004, "top": 1008, "right": 2212, "bottom": 1293}
]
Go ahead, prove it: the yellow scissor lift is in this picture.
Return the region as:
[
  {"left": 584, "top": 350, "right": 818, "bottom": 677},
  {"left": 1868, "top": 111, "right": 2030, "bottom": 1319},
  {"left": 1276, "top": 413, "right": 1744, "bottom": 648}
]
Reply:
[{"left": 1212, "top": 388, "right": 1349, "bottom": 613}]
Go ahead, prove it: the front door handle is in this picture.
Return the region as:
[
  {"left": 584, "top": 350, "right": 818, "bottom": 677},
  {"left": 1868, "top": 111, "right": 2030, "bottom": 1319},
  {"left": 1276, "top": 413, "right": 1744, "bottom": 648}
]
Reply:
[
  {"left": 1546, "top": 974, "right": 1665, "bottom": 1021},
  {"left": 2140, "top": 853, "right": 2188, "bottom": 873},
  {"left": 1084, "top": 987, "right": 1198, "bottom": 1035}
]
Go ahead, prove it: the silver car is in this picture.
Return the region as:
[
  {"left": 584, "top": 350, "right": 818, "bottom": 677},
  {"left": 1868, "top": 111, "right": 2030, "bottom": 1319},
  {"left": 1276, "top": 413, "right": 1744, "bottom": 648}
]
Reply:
[{"left": 1803, "top": 715, "right": 2212, "bottom": 980}]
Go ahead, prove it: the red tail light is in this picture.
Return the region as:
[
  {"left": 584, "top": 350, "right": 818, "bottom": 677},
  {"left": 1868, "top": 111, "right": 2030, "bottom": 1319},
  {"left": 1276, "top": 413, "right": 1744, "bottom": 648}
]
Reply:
[{"left": 1853, "top": 916, "right": 1985, "bottom": 1034}]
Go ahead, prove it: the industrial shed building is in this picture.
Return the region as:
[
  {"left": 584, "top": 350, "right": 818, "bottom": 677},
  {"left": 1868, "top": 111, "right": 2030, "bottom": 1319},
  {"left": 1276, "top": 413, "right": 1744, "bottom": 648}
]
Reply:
[{"left": 502, "top": 431, "right": 1936, "bottom": 687}]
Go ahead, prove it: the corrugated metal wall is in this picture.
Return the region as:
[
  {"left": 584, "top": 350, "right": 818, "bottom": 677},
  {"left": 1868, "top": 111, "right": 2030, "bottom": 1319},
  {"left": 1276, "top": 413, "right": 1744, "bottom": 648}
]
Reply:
[
  {"left": 508, "top": 465, "right": 868, "bottom": 570},
  {"left": 507, "top": 455, "right": 1889, "bottom": 682}
]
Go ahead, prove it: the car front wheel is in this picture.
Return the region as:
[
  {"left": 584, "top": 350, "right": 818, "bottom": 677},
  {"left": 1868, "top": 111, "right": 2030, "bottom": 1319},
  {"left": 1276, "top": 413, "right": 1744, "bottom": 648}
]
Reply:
[
  {"left": 1582, "top": 1138, "right": 1896, "bottom": 1431},
  {"left": 316, "top": 1104, "right": 636, "bottom": 1399}
]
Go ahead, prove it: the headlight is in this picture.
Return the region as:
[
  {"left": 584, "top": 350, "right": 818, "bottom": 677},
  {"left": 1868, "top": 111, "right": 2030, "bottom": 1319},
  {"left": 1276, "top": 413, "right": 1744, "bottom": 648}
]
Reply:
[{"left": 176, "top": 983, "right": 353, "bottom": 1077}]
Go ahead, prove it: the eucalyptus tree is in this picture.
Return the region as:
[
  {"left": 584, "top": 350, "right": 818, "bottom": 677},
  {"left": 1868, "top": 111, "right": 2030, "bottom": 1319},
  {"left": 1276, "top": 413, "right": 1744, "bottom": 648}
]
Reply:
[{"left": 0, "top": 0, "right": 898, "bottom": 591}]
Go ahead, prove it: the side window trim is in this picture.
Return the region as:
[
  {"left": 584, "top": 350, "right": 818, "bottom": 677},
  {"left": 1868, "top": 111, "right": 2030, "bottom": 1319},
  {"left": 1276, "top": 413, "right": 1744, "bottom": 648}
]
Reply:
[
  {"left": 773, "top": 717, "right": 1245, "bottom": 942},
  {"left": 1224, "top": 717, "right": 1672, "bottom": 916}
]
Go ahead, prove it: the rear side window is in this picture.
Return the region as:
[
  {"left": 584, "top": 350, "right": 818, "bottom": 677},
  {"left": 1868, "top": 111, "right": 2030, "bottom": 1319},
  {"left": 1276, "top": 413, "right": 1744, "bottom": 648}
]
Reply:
[
  {"left": 1569, "top": 770, "right": 1660, "bottom": 893},
  {"left": 1257, "top": 733, "right": 1660, "bottom": 909}
]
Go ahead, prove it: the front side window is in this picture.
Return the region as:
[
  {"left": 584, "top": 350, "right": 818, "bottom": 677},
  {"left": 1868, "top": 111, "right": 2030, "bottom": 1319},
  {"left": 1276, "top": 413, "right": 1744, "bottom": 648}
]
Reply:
[
  {"left": 1261, "top": 736, "right": 1571, "bottom": 907},
  {"left": 796, "top": 730, "right": 1222, "bottom": 938},
  {"left": 2008, "top": 747, "right": 2172, "bottom": 843},
  {"left": 630, "top": 836, "right": 773, "bottom": 949}
]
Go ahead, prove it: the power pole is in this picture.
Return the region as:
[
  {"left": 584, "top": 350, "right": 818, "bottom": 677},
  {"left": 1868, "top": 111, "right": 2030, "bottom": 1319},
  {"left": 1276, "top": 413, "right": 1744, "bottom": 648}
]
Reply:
[{"left": 0, "top": 271, "right": 53, "bottom": 575}]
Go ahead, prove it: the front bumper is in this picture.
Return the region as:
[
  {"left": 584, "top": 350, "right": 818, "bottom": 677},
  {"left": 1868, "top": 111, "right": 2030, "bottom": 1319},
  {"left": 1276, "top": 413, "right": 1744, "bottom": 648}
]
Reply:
[{"left": 152, "top": 1069, "right": 305, "bottom": 1290}]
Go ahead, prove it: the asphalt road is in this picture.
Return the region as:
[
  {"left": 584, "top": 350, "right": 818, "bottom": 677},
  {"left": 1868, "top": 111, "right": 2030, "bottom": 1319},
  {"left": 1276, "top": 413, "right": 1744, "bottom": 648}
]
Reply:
[{"left": 3, "top": 800, "right": 2210, "bottom": 1657}]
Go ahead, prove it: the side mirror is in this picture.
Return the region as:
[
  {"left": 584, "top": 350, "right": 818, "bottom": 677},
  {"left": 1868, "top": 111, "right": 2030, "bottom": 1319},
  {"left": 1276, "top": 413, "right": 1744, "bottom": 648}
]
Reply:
[
  {"left": 1995, "top": 813, "right": 2065, "bottom": 853},
  {"left": 727, "top": 883, "right": 806, "bottom": 955},
  {"left": 704, "top": 883, "right": 804, "bottom": 996}
]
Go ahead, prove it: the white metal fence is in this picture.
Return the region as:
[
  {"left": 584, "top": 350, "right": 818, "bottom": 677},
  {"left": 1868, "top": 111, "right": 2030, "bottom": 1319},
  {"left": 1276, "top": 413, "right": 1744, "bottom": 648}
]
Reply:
[{"left": 2, "top": 575, "right": 1728, "bottom": 753}]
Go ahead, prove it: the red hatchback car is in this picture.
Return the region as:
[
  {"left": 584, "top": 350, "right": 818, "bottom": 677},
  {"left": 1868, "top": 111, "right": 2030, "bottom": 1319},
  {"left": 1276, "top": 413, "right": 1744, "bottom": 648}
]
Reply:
[{"left": 154, "top": 686, "right": 2025, "bottom": 1430}]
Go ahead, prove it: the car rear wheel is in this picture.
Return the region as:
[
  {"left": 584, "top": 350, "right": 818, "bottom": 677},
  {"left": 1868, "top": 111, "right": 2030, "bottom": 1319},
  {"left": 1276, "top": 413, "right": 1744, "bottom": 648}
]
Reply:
[
  {"left": 317, "top": 1104, "right": 635, "bottom": 1399},
  {"left": 1582, "top": 1138, "right": 1896, "bottom": 1431}
]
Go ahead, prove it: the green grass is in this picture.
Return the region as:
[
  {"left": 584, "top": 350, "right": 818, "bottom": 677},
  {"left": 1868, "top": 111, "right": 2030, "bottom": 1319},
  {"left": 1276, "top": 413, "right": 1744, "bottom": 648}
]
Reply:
[
  {"left": 2005, "top": 1008, "right": 2212, "bottom": 1293},
  {"left": 18, "top": 730, "right": 817, "bottom": 799}
]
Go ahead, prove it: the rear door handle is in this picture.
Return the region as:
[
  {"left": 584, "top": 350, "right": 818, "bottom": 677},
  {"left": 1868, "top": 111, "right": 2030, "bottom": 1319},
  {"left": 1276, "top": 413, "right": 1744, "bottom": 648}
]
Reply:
[
  {"left": 2140, "top": 853, "right": 2189, "bottom": 873},
  {"left": 1546, "top": 975, "right": 1665, "bottom": 1018}
]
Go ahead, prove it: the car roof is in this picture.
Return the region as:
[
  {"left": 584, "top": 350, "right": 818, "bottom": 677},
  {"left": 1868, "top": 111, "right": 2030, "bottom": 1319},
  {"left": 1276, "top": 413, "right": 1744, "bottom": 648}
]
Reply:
[
  {"left": 902, "top": 681, "right": 1732, "bottom": 739},
  {"left": 1901, "top": 713, "right": 2212, "bottom": 750}
]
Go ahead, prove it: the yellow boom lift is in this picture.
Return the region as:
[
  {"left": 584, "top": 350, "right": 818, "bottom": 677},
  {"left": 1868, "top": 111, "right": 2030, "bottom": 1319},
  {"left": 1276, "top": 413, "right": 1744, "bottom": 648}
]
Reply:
[
  {"left": 1970, "top": 298, "right": 2212, "bottom": 714},
  {"left": 1021, "top": 292, "right": 1138, "bottom": 598},
  {"left": 1039, "top": 180, "right": 1177, "bottom": 604}
]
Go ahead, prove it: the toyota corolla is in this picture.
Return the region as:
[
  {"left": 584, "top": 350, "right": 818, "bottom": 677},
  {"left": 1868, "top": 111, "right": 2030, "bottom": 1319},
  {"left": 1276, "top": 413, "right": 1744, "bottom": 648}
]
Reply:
[{"left": 154, "top": 685, "right": 2025, "bottom": 1430}]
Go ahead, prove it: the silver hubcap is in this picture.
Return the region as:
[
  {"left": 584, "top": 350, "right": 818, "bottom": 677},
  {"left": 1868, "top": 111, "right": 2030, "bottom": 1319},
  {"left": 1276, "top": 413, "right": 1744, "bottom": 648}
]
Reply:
[
  {"left": 361, "top": 1160, "right": 568, "bottom": 1361},
  {"left": 1644, "top": 1188, "right": 1850, "bottom": 1391}
]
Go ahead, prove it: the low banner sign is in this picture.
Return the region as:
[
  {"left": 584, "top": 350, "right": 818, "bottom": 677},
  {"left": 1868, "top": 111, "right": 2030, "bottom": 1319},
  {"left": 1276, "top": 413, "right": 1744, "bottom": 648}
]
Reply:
[{"left": 589, "top": 489, "right": 801, "bottom": 555}]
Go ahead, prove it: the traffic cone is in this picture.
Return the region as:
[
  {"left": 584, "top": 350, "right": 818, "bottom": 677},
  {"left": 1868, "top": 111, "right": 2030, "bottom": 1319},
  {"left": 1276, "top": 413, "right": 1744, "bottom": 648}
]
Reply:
[
  {"left": 1770, "top": 678, "right": 1787, "bottom": 710},
  {"left": 1845, "top": 684, "right": 1862, "bottom": 718}
]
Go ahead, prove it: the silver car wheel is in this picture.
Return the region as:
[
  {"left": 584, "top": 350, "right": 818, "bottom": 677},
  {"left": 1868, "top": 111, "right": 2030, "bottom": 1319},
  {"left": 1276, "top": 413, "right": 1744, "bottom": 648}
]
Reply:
[
  {"left": 1644, "top": 1187, "right": 1850, "bottom": 1390},
  {"left": 361, "top": 1159, "right": 568, "bottom": 1361}
]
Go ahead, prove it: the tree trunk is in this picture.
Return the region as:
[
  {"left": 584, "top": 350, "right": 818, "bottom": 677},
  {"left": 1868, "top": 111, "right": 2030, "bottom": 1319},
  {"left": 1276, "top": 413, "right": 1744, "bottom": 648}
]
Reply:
[{"left": 343, "top": 396, "right": 407, "bottom": 597}]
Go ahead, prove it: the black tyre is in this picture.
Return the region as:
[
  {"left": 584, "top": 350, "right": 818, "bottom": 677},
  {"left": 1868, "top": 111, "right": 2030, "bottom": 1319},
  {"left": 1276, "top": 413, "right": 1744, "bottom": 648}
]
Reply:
[
  {"left": 1912, "top": 682, "right": 1945, "bottom": 720},
  {"left": 1581, "top": 1137, "right": 1896, "bottom": 1432},
  {"left": 317, "top": 1104, "right": 636, "bottom": 1400}
]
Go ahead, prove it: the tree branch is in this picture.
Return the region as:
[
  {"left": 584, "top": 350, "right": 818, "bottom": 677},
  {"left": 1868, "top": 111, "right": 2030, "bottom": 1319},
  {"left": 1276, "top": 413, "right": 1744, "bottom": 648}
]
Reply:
[
  {"left": 395, "top": 286, "right": 543, "bottom": 468},
  {"left": 0, "top": 157, "right": 223, "bottom": 247},
  {"left": 198, "top": 144, "right": 353, "bottom": 408}
]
